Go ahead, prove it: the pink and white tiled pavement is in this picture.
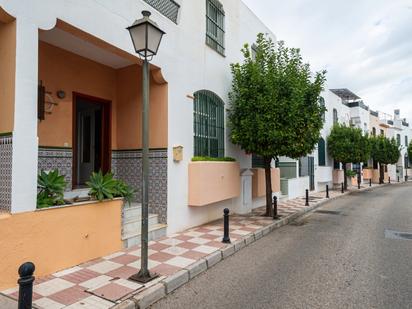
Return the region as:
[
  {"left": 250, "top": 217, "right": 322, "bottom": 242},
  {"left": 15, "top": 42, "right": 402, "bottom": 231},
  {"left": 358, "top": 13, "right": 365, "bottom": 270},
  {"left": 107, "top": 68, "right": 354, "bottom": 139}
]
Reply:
[{"left": 1, "top": 189, "right": 346, "bottom": 308}]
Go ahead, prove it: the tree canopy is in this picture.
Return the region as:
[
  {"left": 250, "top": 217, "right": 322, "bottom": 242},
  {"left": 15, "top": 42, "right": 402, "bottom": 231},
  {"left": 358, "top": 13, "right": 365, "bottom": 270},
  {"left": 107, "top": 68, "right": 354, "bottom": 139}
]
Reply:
[
  {"left": 228, "top": 34, "right": 326, "bottom": 160},
  {"left": 370, "top": 135, "right": 400, "bottom": 165}
]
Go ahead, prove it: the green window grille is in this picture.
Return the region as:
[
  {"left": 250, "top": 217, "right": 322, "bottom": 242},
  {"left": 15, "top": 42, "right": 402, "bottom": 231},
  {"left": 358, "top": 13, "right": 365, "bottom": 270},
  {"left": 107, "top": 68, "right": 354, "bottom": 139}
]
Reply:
[
  {"left": 194, "top": 90, "right": 225, "bottom": 157},
  {"left": 333, "top": 108, "right": 338, "bottom": 125},
  {"left": 206, "top": 0, "right": 225, "bottom": 55},
  {"left": 319, "top": 97, "right": 325, "bottom": 121},
  {"left": 252, "top": 154, "right": 265, "bottom": 168},
  {"left": 318, "top": 138, "right": 326, "bottom": 166},
  {"left": 405, "top": 135, "right": 408, "bottom": 147},
  {"left": 397, "top": 134, "right": 401, "bottom": 146},
  {"left": 143, "top": 0, "right": 180, "bottom": 23}
]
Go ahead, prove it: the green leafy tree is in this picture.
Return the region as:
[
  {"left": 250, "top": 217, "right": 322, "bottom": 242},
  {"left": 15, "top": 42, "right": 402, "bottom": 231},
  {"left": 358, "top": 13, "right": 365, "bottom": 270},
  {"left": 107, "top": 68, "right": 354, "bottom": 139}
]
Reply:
[
  {"left": 370, "top": 136, "right": 400, "bottom": 183},
  {"left": 407, "top": 142, "right": 412, "bottom": 167},
  {"left": 327, "top": 124, "right": 371, "bottom": 189},
  {"left": 228, "top": 34, "right": 326, "bottom": 216}
]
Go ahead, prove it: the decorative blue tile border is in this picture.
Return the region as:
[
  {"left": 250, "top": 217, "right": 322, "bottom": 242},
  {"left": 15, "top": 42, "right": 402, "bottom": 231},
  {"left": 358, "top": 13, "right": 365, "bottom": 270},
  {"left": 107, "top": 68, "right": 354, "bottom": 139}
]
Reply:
[
  {"left": 38, "top": 147, "right": 73, "bottom": 190},
  {"left": 112, "top": 149, "right": 168, "bottom": 223},
  {"left": 0, "top": 134, "right": 12, "bottom": 212}
]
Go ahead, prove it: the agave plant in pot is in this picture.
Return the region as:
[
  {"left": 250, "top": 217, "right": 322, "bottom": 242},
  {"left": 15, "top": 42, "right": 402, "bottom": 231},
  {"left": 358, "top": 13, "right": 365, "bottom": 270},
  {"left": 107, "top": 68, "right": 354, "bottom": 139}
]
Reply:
[{"left": 37, "top": 169, "right": 67, "bottom": 209}]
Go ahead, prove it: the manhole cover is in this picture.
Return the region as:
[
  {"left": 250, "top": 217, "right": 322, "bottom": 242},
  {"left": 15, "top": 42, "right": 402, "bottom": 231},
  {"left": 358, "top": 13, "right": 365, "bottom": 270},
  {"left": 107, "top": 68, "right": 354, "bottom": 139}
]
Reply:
[
  {"left": 385, "top": 229, "right": 412, "bottom": 240},
  {"left": 315, "top": 210, "right": 341, "bottom": 215}
]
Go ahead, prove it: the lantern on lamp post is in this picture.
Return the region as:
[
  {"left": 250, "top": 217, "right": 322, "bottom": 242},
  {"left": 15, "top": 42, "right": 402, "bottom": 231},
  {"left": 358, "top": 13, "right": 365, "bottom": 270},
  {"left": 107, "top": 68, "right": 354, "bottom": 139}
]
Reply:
[{"left": 127, "top": 10, "right": 165, "bottom": 283}]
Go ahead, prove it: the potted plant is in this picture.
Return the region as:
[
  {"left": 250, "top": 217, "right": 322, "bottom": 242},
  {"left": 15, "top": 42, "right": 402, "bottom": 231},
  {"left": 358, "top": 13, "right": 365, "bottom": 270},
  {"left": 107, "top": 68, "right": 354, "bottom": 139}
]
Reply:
[{"left": 37, "top": 170, "right": 68, "bottom": 209}]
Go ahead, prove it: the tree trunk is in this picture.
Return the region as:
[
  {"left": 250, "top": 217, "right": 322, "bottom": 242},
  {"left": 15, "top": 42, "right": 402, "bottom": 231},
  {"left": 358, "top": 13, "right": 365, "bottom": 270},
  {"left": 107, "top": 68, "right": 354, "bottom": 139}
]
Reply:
[
  {"left": 379, "top": 163, "right": 384, "bottom": 184},
  {"left": 357, "top": 163, "right": 362, "bottom": 187},
  {"left": 264, "top": 156, "right": 273, "bottom": 217},
  {"left": 343, "top": 163, "right": 348, "bottom": 191}
]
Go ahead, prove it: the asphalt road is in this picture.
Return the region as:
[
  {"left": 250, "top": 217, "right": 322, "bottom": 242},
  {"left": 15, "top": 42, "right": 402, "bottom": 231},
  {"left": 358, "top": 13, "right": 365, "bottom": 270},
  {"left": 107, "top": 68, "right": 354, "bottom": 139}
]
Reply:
[{"left": 152, "top": 183, "right": 412, "bottom": 309}]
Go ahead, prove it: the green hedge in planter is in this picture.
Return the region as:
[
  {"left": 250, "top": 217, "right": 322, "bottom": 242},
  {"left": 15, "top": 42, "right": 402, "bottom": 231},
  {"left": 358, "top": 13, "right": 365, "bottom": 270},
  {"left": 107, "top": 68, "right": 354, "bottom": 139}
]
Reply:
[{"left": 191, "top": 156, "right": 236, "bottom": 162}]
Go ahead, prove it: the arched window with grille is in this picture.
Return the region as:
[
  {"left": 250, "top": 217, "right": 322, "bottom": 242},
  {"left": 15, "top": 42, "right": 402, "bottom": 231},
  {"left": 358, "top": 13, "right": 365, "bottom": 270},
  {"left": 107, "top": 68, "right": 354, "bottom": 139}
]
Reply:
[
  {"left": 193, "top": 90, "right": 225, "bottom": 158},
  {"left": 318, "top": 137, "right": 326, "bottom": 166}
]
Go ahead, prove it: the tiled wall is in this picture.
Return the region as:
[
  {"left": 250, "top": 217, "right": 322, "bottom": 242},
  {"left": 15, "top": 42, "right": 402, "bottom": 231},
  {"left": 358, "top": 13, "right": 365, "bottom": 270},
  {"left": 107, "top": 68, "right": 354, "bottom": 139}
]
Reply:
[
  {"left": 0, "top": 134, "right": 12, "bottom": 212},
  {"left": 112, "top": 149, "right": 168, "bottom": 223},
  {"left": 38, "top": 147, "right": 73, "bottom": 190}
]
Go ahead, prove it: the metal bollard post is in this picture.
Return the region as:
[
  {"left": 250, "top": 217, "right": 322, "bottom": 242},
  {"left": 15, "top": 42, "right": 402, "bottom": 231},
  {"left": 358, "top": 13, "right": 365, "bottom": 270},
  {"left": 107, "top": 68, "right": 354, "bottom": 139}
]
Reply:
[
  {"left": 389, "top": 177, "right": 391, "bottom": 184},
  {"left": 326, "top": 185, "right": 329, "bottom": 198},
  {"left": 405, "top": 176, "right": 408, "bottom": 182},
  {"left": 272, "top": 196, "right": 278, "bottom": 220},
  {"left": 357, "top": 178, "right": 361, "bottom": 189},
  {"left": 341, "top": 182, "right": 344, "bottom": 193},
  {"left": 369, "top": 179, "right": 372, "bottom": 187},
  {"left": 398, "top": 176, "right": 400, "bottom": 182},
  {"left": 18, "top": 262, "right": 35, "bottom": 309},
  {"left": 305, "top": 189, "right": 309, "bottom": 206},
  {"left": 222, "top": 208, "right": 231, "bottom": 244}
]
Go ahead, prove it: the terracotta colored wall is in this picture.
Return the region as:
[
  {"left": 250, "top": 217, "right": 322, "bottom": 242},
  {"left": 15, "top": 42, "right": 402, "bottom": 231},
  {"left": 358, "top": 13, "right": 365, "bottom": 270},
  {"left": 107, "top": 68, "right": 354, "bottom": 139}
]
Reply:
[
  {"left": 363, "top": 169, "right": 372, "bottom": 180},
  {"left": 0, "top": 20, "right": 16, "bottom": 133},
  {"left": 38, "top": 42, "right": 168, "bottom": 149},
  {"left": 333, "top": 169, "right": 344, "bottom": 185},
  {"left": 188, "top": 162, "right": 240, "bottom": 206},
  {"left": 252, "top": 168, "right": 280, "bottom": 198},
  {"left": 0, "top": 200, "right": 123, "bottom": 290},
  {"left": 38, "top": 41, "right": 117, "bottom": 147},
  {"left": 115, "top": 64, "right": 168, "bottom": 149}
]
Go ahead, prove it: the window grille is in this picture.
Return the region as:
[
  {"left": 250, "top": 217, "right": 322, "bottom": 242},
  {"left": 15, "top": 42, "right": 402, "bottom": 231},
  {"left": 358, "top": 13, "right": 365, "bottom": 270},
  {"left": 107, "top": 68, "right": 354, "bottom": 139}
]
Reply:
[
  {"left": 206, "top": 0, "right": 225, "bottom": 55},
  {"left": 333, "top": 108, "right": 338, "bottom": 125},
  {"left": 193, "top": 90, "right": 225, "bottom": 157},
  {"left": 143, "top": 0, "right": 180, "bottom": 23},
  {"left": 318, "top": 138, "right": 326, "bottom": 166}
]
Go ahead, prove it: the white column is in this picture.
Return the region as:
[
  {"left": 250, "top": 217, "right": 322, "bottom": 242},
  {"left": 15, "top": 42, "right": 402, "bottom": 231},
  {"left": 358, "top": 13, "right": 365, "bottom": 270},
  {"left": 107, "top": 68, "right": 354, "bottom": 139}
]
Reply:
[
  {"left": 237, "top": 169, "right": 253, "bottom": 214},
  {"left": 11, "top": 17, "right": 38, "bottom": 213}
]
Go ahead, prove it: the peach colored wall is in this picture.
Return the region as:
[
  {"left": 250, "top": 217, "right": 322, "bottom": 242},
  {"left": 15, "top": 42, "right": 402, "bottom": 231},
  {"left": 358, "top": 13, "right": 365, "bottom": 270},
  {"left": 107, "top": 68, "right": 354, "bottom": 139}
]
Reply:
[
  {"left": 115, "top": 65, "right": 168, "bottom": 149},
  {"left": 252, "top": 168, "right": 281, "bottom": 198},
  {"left": 363, "top": 169, "right": 372, "bottom": 180},
  {"left": 333, "top": 169, "right": 344, "bottom": 184},
  {"left": 0, "top": 200, "right": 123, "bottom": 290},
  {"left": 188, "top": 162, "right": 240, "bottom": 206},
  {"left": 0, "top": 20, "right": 16, "bottom": 133},
  {"left": 38, "top": 41, "right": 117, "bottom": 147},
  {"left": 38, "top": 42, "right": 168, "bottom": 149}
]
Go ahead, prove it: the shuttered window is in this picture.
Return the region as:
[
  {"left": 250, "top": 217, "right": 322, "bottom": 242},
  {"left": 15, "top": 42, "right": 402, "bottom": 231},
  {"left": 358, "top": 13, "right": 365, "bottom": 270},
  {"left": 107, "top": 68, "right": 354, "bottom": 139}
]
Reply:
[
  {"left": 194, "top": 90, "right": 225, "bottom": 157},
  {"left": 318, "top": 138, "right": 326, "bottom": 166},
  {"left": 319, "top": 97, "right": 325, "bottom": 121},
  {"left": 143, "top": 0, "right": 180, "bottom": 23},
  {"left": 206, "top": 0, "right": 225, "bottom": 55}
]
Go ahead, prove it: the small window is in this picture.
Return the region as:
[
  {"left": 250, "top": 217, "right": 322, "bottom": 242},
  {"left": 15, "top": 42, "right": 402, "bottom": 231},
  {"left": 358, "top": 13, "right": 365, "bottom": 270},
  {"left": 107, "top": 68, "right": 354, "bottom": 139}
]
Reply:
[
  {"left": 318, "top": 138, "right": 326, "bottom": 166},
  {"left": 333, "top": 108, "right": 338, "bottom": 125},
  {"left": 319, "top": 97, "right": 325, "bottom": 121},
  {"left": 397, "top": 134, "right": 401, "bottom": 146},
  {"left": 405, "top": 136, "right": 408, "bottom": 147},
  {"left": 206, "top": 0, "right": 225, "bottom": 55},
  {"left": 143, "top": 0, "right": 180, "bottom": 23},
  {"left": 380, "top": 129, "right": 384, "bottom": 136},
  {"left": 372, "top": 127, "right": 376, "bottom": 136},
  {"left": 333, "top": 160, "right": 340, "bottom": 170},
  {"left": 194, "top": 90, "right": 225, "bottom": 157}
]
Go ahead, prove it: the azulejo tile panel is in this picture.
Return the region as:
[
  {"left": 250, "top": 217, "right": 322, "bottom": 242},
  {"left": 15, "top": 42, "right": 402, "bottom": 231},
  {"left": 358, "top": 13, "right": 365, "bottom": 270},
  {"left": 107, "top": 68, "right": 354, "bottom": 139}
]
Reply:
[
  {"left": 38, "top": 147, "right": 73, "bottom": 190},
  {"left": 0, "top": 134, "right": 12, "bottom": 212},
  {"left": 112, "top": 149, "right": 168, "bottom": 223}
]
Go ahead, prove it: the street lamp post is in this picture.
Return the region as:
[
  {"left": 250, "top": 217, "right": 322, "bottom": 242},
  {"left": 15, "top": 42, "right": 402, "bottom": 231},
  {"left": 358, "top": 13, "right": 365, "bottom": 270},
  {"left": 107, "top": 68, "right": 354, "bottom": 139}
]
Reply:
[{"left": 127, "top": 10, "right": 165, "bottom": 283}]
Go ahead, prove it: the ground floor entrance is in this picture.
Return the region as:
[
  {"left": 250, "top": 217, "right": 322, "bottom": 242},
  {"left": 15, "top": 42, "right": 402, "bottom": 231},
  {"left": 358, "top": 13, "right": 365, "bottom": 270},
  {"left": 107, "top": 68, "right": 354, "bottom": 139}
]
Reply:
[{"left": 73, "top": 93, "right": 111, "bottom": 187}]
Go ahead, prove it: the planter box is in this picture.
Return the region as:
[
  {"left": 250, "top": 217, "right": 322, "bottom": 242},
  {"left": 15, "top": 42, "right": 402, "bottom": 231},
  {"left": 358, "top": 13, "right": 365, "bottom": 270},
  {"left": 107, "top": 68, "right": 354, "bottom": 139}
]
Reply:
[
  {"left": 251, "top": 168, "right": 280, "bottom": 198},
  {"left": 188, "top": 161, "right": 240, "bottom": 206},
  {"left": 0, "top": 199, "right": 123, "bottom": 290},
  {"left": 363, "top": 169, "right": 372, "bottom": 180},
  {"left": 333, "top": 169, "right": 344, "bottom": 185}
]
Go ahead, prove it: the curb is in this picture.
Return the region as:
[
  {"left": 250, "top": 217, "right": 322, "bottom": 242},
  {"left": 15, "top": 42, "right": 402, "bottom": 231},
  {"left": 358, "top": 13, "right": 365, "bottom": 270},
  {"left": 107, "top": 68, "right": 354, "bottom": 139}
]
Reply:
[{"left": 112, "top": 184, "right": 385, "bottom": 309}]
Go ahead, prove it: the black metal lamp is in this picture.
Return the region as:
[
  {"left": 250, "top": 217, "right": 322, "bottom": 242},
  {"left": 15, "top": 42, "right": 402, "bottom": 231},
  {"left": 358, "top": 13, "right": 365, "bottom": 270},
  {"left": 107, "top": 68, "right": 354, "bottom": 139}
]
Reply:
[{"left": 127, "top": 11, "right": 165, "bottom": 59}]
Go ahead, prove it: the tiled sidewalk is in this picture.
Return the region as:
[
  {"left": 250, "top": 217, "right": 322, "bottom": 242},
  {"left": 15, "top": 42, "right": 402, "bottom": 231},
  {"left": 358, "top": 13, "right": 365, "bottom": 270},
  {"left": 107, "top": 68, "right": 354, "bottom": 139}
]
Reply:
[{"left": 1, "top": 187, "right": 367, "bottom": 309}]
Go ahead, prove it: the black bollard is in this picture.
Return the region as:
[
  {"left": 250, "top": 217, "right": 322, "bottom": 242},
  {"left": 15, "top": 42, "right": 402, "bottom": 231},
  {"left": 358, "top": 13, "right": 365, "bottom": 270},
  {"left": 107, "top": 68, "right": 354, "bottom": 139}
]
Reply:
[
  {"left": 272, "top": 196, "right": 278, "bottom": 219},
  {"left": 305, "top": 189, "right": 309, "bottom": 206},
  {"left": 405, "top": 176, "right": 408, "bottom": 182},
  {"left": 389, "top": 177, "right": 391, "bottom": 184},
  {"left": 341, "top": 182, "right": 344, "bottom": 193},
  {"left": 18, "top": 262, "right": 35, "bottom": 309},
  {"left": 357, "top": 179, "right": 361, "bottom": 189},
  {"left": 222, "top": 208, "right": 231, "bottom": 244},
  {"left": 398, "top": 176, "right": 400, "bottom": 182},
  {"left": 326, "top": 185, "right": 329, "bottom": 198}
]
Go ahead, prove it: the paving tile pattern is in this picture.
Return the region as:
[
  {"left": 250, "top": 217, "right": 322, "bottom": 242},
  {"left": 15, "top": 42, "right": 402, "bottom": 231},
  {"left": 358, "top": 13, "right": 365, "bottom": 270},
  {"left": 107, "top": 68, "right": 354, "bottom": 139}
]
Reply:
[{"left": 1, "top": 188, "right": 366, "bottom": 308}]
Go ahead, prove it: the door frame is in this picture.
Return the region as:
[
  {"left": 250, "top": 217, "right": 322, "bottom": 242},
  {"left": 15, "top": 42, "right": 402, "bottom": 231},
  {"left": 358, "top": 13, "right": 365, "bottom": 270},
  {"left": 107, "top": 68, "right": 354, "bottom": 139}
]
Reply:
[{"left": 72, "top": 92, "right": 112, "bottom": 188}]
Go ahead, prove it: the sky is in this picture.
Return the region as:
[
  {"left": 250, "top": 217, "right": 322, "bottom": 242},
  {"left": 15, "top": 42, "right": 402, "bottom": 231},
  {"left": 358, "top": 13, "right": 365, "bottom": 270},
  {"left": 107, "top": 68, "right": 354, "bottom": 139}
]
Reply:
[{"left": 242, "top": 0, "right": 412, "bottom": 120}]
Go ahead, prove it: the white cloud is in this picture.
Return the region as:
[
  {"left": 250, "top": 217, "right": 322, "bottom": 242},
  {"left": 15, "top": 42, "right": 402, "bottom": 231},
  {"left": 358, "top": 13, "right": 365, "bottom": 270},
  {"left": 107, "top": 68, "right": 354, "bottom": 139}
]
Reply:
[{"left": 242, "top": 0, "right": 412, "bottom": 119}]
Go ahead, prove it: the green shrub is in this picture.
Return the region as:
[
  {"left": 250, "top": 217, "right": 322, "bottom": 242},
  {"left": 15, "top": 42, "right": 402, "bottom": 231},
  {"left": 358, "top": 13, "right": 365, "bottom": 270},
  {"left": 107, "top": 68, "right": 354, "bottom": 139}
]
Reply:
[
  {"left": 346, "top": 170, "right": 357, "bottom": 178},
  {"left": 191, "top": 156, "right": 236, "bottom": 162},
  {"left": 87, "top": 171, "right": 135, "bottom": 204},
  {"left": 37, "top": 170, "right": 67, "bottom": 209}
]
